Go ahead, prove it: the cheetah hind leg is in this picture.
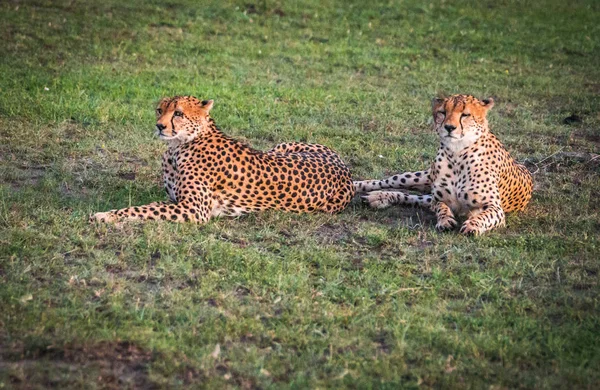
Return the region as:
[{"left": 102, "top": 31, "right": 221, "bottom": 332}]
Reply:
[
  {"left": 322, "top": 180, "right": 356, "bottom": 213},
  {"left": 354, "top": 169, "right": 432, "bottom": 193},
  {"left": 361, "top": 190, "right": 432, "bottom": 209},
  {"left": 459, "top": 203, "right": 505, "bottom": 236}
]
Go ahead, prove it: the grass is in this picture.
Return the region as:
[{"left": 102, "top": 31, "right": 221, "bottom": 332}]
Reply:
[{"left": 1, "top": 0, "right": 599, "bottom": 388}]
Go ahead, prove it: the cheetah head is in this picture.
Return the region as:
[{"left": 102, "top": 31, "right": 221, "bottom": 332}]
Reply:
[
  {"left": 155, "top": 96, "right": 214, "bottom": 144},
  {"left": 432, "top": 94, "right": 494, "bottom": 153}
]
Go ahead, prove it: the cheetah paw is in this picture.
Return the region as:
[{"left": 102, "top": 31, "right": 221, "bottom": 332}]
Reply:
[
  {"left": 460, "top": 220, "right": 485, "bottom": 236},
  {"left": 361, "top": 191, "right": 393, "bottom": 209},
  {"left": 435, "top": 217, "right": 458, "bottom": 232},
  {"left": 90, "top": 211, "right": 118, "bottom": 224}
]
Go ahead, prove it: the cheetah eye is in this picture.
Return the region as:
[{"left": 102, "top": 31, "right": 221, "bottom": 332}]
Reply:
[
  {"left": 173, "top": 111, "right": 183, "bottom": 117},
  {"left": 461, "top": 113, "right": 471, "bottom": 117}
]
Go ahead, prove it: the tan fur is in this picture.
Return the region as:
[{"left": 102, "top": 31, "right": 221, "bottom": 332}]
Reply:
[
  {"left": 92, "top": 96, "right": 355, "bottom": 224},
  {"left": 355, "top": 94, "right": 533, "bottom": 235}
]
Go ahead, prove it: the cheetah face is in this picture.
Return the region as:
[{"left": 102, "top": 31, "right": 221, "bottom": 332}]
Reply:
[
  {"left": 432, "top": 94, "right": 494, "bottom": 152},
  {"left": 155, "top": 96, "right": 214, "bottom": 144}
]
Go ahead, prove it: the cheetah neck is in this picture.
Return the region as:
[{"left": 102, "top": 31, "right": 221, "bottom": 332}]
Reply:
[
  {"left": 164, "top": 120, "right": 222, "bottom": 149},
  {"left": 164, "top": 133, "right": 196, "bottom": 148},
  {"left": 441, "top": 134, "right": 478, "bottom": 155},
  {"left": 441, "top": 126, "right": 493, "bottom": 156}
]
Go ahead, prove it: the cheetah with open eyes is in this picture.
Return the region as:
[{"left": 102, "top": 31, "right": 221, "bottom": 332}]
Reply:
[
  {"left": 355, "top": 94, "right": 533, "bottom": 235},
  {"left": 92, "top": 96, "right": 355, "bottom": 224}
]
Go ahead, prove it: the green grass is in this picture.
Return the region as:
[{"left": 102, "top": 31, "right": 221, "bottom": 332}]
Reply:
[{"left": 1, "top": 0, "right": 599, "bottom": 388}]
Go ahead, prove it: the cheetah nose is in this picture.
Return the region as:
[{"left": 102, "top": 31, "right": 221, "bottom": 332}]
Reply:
[
  {"left": 156, "top": 123, "right": 166, "bottom": 132},
  {"left": 444, "top": 124, "right": 456, "bottom": 132}
]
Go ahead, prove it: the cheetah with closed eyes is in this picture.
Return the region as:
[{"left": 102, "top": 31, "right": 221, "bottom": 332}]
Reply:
[
  {"left": 92, "top": 96, "right": 355, "bottom": 224},
  {"left": 355, "top": 94, "right": 533, "bottom": 235}
]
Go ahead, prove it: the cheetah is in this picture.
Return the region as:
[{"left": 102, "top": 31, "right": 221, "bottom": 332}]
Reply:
[
  {"left": 355, "top": 94, "right": 533, "bottom": 235},
  {"left": 92, "top": 96, "right": 355, "bottom": 224}
]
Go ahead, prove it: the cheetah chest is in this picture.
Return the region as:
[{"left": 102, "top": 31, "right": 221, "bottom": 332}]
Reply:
[{"left": 432, "top": 154, "right": 479, "bottom": 216}]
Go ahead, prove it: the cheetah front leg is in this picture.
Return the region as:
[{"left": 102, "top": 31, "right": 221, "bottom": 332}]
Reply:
[
  {"left": 460, "top": 201, "right": 505, "bottom": 236},
  {"left": 432, "top": 201, "right": 458, "bottom": 232},
  {"left": 92, "top": 198, "right": 212, "bottom": 224},
  {"left": 361, "top": 190, "right": 433, "bottom": 209},
  {"left": 92, "top": 179, "right": 214, "bottom": 224},
  {"left": 354, "top": 169, "right": 432, "bottom": 193}
]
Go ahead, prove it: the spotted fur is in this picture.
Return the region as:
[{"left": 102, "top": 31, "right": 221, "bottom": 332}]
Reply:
[
  {"left": 92, "top": 96, "right": 355, "bottom": 224},
  {"left": 355, "top": 94, "right": 533, "bottom": 235}
]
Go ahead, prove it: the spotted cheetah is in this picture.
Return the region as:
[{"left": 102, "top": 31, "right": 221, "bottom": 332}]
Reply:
[
  {"left": 92, "top": 96, "right": 355, "bottom": 224},
  {"left": 355, "top": 94, "right": 533, "bottom": 235}
]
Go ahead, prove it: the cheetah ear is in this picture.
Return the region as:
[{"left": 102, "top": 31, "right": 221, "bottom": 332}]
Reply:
[
  {"left": 431, "top": 97, "right": 445, "bottom": 112},
  {"left": 480, "top": 97, "right": 494, "bottom": 110},
  {"left": 200, "top": 99, "right": 214, "bottom": 112}
]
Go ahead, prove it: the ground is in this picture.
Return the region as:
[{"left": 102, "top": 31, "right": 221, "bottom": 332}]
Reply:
[{"left": 0, "top": 0, "right": 599, "bottom": 388}]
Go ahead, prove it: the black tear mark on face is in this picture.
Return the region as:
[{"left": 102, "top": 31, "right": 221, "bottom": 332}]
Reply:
[
  {"left": 459, "top": 115, "right": 465, "bottom": 134},
  {"left": 170, "top": 113, "right": 177, "bottom": 135}
]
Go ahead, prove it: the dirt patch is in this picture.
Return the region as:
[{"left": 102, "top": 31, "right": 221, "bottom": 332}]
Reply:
[
  {"left": 117, "top": 171, "right": 137, "bottom": 181},
  {"left": 105, "top": 263, "right": 125, "bottom": 274},
  {"left": 315, "top": 222, "right": 354, "bottom": 245},
  {"left": 563, "top": 114, "right": 583, "bottom": 125},
  {"left": 1, "top": 340, "right": 203, "bottom": 389},
  {"left": 372, "top": 331, "right": 393, "bottom": 354},
  {"left": 245, "top": 3, "right": 286, "bottom": 17},
  {"left": 235, "top": 285, "right": 252, "bottom": 298},
  {"left": 0, "top": 164, "right": 48, "bottom": 190},
  {"left": 497, "top": 101, "right": 520, "bottom": 119},
  {"left": 349, "top": 257, "right": 365, "bottom": 271},
  {"left": 357, "top": 202, "right": 436, "bottom": 229},
  {"left": 570, "top": 130, "right": 600, "bottom": 148},
  {"left": 585, "top": 82, "right": 600, "bottom": 95},
  {"left": 218, "top": 232, "right": 249, "bottom": 248},
  {"left": 2, "top": 341, "right": 154, "bottom": 389},
  {"left": 526, "top": 151, "right": 600, "bottom": 174},
  {"left": 62, "top": 120, "right": 91, "bottom": 139},
  {"left": 115, "top": 153, "right": 150, "bottom": 167},
  {"left": 361, "top": 118, "right": 381, "bottom": 132}
]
